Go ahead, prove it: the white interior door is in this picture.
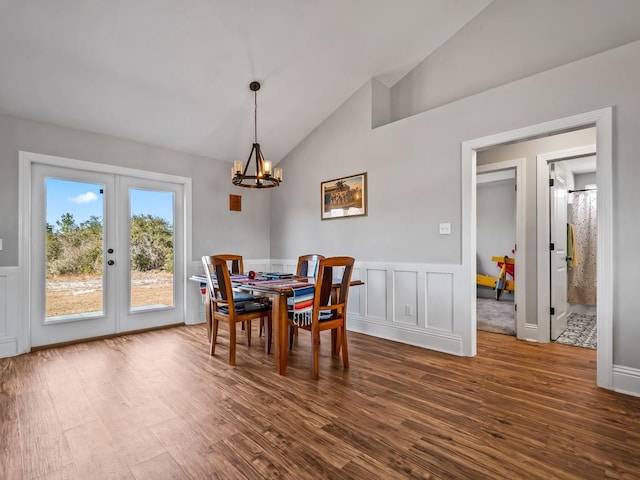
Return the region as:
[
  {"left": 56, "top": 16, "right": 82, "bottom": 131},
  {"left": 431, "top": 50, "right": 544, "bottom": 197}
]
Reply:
[
  {"left": 30, "top": 164, "right": 184, "bottom": 347},
  {"left": 550, "top": 164, "right": 569, "bottom": 340}
]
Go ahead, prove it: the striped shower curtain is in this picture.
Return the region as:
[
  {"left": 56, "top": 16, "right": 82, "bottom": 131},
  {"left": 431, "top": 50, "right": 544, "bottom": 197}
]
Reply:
[{"left": 568, "top": 191, "right": 597, "bottom": 305}]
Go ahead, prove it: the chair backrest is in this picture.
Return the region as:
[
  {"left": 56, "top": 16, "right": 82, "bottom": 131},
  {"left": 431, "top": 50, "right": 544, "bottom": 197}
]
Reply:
[
  {"left": 214, "top": 254, "right": 244, "bottom": 275},
  {"left": 313, "top": 256, "right": 355, "bottom": 319},
  {"left": 201, "top": 255, "right": 235, "bottom": 307},
  {"left": 296, "top": 254, "right": 324, "bottom": 277}
]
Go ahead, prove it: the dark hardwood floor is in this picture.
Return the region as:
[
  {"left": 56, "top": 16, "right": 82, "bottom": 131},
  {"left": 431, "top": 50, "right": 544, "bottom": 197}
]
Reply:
[{"left": 1, "top": 324, "right": 640, "bottom": 479}]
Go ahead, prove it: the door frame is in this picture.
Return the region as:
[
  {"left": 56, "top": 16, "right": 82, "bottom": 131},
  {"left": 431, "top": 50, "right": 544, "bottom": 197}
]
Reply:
[
  {"left": 461, "top": 107, "right": 613, "bottom": 390},
  {"left": 476, "top": 159, "right": 527, "bottom": 340},
  {"left": 536, "top": 145, "right": 596, "bottom": 342},
  {"left": 19, "top": 151, "right": 193, "bottom": 352}
]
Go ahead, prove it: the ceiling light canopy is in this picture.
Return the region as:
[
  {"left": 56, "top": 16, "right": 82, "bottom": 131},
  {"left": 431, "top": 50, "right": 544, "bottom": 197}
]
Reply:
[{"left": 232, "top": 81, "right": 282, "bottom": 189}]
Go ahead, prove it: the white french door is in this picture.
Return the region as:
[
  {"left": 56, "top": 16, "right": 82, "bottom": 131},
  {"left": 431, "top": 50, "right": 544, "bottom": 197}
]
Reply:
[
  {"left": 30, "top": 163, "right": 184, "bottom": 347},
  {"left": 118, "top": 175, "right": 184, "bottom": 333}
]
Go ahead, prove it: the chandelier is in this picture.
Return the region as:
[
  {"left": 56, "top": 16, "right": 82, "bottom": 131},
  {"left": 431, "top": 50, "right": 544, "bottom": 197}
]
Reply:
[{"left": 232, "top": 81, "right": 282, "bottom": 188}]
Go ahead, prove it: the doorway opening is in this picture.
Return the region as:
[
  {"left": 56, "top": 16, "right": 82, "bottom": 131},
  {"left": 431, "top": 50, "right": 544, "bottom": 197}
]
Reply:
[
  {"left": 538, "top": 149, "right": 597, "bottom": 349},
  {"left": 461, "top": 107, "right": 613, "bottom": 389},
  {"left": 476, "top": 159, "right": 526, "bottom": 339}
]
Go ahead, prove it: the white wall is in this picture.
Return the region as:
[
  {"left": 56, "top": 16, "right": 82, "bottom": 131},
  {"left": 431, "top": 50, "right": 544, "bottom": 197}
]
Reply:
[
  {"left": 271, "top": 39, "right": 640, "bottom": 371},
  {"left": 575, "top": 172, "right": 597, "bottom": 190}
]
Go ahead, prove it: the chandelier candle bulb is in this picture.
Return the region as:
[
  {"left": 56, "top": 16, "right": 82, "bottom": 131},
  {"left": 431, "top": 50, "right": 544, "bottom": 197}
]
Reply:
[
  {"left": 263, "top": 160, "right": 271, "bottom": 175},
  {"left": 274, "top": 167, "right": 282, "bottom": 182}
]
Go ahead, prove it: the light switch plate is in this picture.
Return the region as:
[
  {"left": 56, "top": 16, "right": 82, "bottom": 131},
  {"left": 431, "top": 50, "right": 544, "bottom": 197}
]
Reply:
[
  {"left": 439, "top": 223, "right": 451, "bottom": 235},
  {"left": 0, "top": 238, "right": 3, "bottom": 250}
]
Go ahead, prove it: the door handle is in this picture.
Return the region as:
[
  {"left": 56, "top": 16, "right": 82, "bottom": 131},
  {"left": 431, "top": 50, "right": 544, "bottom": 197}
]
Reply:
[{"left": 107, "top": 260, "right": 115, "bottom": 266}]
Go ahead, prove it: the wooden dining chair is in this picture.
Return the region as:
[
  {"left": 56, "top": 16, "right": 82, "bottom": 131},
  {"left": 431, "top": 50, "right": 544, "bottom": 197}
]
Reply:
[
  {"left": 202, "top": 255, "right": 272, "bottom": 365},
  {"left": 289, "top": 254, "right": 325, "bottom": 348},
  {"left": 210, "top": 253, "right": 267, "bottom": 336},
  {"left": 288, "top": 256, "right": 354, "bottom": 379}
]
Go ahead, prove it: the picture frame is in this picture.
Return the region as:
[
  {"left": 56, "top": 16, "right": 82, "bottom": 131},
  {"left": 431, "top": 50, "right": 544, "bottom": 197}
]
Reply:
[{"left": 321, "top": 172, "right": 367, "bottom": 220}]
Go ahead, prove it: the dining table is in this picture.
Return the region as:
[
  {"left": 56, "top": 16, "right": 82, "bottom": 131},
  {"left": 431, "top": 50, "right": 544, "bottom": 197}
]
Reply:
[{"left": 192, "top": 272, "right": 362, "bottom": 375}]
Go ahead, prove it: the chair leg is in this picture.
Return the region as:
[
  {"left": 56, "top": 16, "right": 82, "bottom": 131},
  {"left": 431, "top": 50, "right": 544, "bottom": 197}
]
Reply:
[
  {"left": 210, "top": 315, "right": 219, "bottom": 356},
  {"left": 264, "top": 313, "right": 272, "bottom": 354},
  {"left": 229, "top": 319, "right": 237, "bottom": 365},
  {"left": 331, "top": 329, "right": 339, "bottom": 356},
  {"left": 341, "top": 325, "right": 349, "bottom": 369},
  {"left": 246, "top": 320, "right": 252, "bottom": 347},
  {"left": 288, "top": 325, "right": 295, "bottom": 350},
  {"left": 206, "top": 299, "right": 212, "bottom": 342},
  {"left": 311, "top": 327, "right": 320, "bottom": 379}
]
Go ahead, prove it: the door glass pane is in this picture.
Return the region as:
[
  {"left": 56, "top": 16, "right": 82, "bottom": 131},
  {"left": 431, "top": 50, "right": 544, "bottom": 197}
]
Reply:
[
  {"left": 129, "top": 189, "right": 175, "bottom": 311},
  {"left": 45, "top": 178, "right": 104, "bottom": 319}
]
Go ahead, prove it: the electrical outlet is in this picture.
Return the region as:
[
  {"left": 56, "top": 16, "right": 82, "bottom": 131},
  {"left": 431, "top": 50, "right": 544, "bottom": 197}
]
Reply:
[{"left": 405, "top": 304, "right": 413, "bottom": 316}]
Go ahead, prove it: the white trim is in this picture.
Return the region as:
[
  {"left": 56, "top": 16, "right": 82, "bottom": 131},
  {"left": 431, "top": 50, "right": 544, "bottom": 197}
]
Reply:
[
  {"left": 347, "top": 314, "right": 464, "bottom": 355},
  {"left": 462, "top": 107, "right": 614, "bottom": 391},
  {"left": 536, "top": 145, "right": 596, "bottom": 343},
  {"left": 476, "top": 158, "right": 527, "bottom": 342},
  {"left": 19, "top": 151, "right": 193, "bottom": 351},
  {"left": 612, "top": 365, "right": 640, "bottom": 398},
  {"left": 0, "top": 266, "right": 20, "bottom": 358}
]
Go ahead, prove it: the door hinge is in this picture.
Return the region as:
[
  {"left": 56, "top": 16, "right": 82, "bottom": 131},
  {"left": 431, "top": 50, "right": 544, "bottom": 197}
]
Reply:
[
  {"left": 549, "top": 178, "right": 554, "bottom": 187},
  {"left": 550, "top": 243, "right": 555, "bottom": 251},
  {"left": 514, "top": 304, "right": 517, "bottom": 311},
  {"left": 550, "top": 307, "right": 555, "bottom": 315},
  {"left": 515, "top": 184, "right": 517, "bottom": 192}
]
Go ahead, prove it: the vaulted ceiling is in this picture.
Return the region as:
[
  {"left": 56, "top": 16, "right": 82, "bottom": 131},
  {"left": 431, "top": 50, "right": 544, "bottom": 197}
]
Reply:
[
  {"left": 0, "top": 0, "right": 491, "bottom": 163},
  {"left": 3, "top": 1, "right": 640, "bottom": 167}
]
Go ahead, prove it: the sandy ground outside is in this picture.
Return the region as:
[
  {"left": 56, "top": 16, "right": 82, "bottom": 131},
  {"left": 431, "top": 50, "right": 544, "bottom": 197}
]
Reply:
[{"left": 46, "top": 271, "right": 174, "bottom": 317}]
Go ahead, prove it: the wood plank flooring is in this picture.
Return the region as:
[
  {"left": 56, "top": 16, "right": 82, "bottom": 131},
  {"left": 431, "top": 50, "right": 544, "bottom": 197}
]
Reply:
[{"left": 2, "top": 325, "right": 640, "bottom": 479}]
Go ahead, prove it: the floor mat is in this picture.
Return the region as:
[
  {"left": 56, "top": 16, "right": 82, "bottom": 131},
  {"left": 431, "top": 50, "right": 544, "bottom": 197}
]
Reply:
[{"left": 554, "top": 312, "right": 597, "bottom": 349}]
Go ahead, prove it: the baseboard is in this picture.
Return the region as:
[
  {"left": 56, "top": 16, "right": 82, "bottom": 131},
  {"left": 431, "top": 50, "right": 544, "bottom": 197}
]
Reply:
[
  {"left": 612, "top": 365, "right": 640, "bottom": 397},
  {"left": 348, "top": 314, "right": 464, "bottom": 356},
  {"left": 521, "top": 323, "right": 538, "bottom": 342}
]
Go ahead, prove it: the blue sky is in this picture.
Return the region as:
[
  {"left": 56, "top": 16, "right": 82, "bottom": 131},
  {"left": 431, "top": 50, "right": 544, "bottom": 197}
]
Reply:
[{"left": 46, "top": 178, "right": 174, "bottom": 230}]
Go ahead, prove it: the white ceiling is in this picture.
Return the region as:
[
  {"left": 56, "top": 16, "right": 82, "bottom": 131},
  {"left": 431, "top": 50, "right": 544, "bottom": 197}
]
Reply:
[{"left": 0, "top": 0, "right": 491, "bottom": 164}]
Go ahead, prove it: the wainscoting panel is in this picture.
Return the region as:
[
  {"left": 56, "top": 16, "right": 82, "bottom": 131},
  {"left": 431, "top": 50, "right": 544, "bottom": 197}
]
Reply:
[
  {"left": 365, "top": 269, "right": 388, "bottom": 321},
  {"left": 348, "top": 267, "right": 362, "bottom": 316},
  {"left": 393, "top": 270, "right": 418, "bottom": 326},
  {"left": 0, "top": 274, "right": 6, "bottom": 337},
  {"left": 0, "top": 267, "right": 20, "bottom": 358},
  {"left": 426, "top": 272, "right": 454, "bottom": 332},
  {"left": 265, "top": 260, "right": 467, "bottom": 356}
]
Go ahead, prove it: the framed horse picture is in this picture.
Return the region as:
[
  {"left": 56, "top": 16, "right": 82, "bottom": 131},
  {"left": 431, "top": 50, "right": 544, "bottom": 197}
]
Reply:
[{"left": 321, "top": 172, "right": 367, "bottom": 220}]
